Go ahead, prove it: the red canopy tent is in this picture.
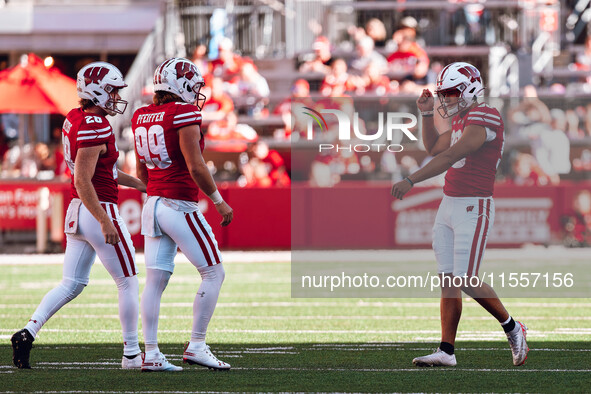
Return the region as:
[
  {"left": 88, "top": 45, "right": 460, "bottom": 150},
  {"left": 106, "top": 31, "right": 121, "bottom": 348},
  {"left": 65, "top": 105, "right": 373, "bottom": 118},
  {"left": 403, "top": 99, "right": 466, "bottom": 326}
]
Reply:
[
  {"left": 0, "top": 53, "right": 79, "bottom": 151},
  {"left": 0, "top": 53, "right": 78, "bottom": 115}
]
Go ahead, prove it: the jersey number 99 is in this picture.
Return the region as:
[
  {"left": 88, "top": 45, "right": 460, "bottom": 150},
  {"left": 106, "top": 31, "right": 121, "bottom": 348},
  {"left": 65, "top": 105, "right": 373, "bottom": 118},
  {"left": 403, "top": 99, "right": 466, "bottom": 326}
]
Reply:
[{"left": 135, "top": 125, "right": 172, "bottom": 169}]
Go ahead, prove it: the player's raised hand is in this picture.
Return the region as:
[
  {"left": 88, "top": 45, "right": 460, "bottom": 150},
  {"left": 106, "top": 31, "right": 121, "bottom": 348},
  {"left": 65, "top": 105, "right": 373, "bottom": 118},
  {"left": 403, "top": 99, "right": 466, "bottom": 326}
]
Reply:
[
  {"left": 100, "top": 220, "right": 120, "bottom": 245},
  {"left": 416, "top": 89, "right": 434, "bottom": 113},
  {"left": 215, "top": 201, "right": 234, "bottom": 227}
]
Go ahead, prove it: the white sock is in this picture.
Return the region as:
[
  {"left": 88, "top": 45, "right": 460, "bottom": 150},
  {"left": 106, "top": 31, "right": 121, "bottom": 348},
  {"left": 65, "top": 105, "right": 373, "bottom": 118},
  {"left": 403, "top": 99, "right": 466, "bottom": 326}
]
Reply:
[
  {"left": 188, "top": 340, "right": 206, "bottom": 351},
  {"left": 114, "top": 275, "right": 141, "bottom": 356},
  {"left": 25, "top": 278, "right": 86, "bottom": 338},
  {"left": 123, "top": 331, "right": 140, "bottom": 356},
  {"left": 191, "top": 264, "right": 225, "bottom": 343},
  {"left": 145, "top": 346, "right": 160, "bottom": 356},
  {"left": 141, "top": 268, "right": 171, "bottom": 355}
]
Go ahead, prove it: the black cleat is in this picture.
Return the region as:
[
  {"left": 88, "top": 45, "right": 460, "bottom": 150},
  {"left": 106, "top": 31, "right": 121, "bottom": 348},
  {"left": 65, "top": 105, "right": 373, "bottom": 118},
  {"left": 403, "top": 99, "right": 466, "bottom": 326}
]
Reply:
[{"left": 11, "top": 329, "right": 34, "bottom": 369}]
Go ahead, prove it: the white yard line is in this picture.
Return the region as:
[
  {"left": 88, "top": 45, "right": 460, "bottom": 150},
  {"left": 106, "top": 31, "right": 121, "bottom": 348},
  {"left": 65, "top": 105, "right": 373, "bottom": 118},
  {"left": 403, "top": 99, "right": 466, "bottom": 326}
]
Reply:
[{"left": 2, "top": 364, "right": 591, "bottom": 373}]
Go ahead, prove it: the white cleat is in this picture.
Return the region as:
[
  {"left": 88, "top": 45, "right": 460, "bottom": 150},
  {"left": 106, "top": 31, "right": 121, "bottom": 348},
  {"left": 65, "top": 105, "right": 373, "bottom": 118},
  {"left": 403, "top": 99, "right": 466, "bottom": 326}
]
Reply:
[
  {"left": 507, "top": 321, "right": 529, "bottom": 366},
  {"left": 141, "top": 352, "right": 183, "bottom": 372},
  {"left": 183, "top": 343, "right": 231, "bottom": 370},
  {"left": 413, "top": 348, "right": 457, "bottom": 367},
  {"left": 121, "top": 354, "right": 142, "bottom": 369}
]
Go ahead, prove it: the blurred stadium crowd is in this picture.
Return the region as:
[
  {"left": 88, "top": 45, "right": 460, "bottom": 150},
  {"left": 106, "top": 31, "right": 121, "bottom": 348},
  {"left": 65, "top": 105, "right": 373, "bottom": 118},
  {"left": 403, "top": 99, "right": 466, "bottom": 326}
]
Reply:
[{"left": 0, "top": 0, "right": 590, "bottom": 192}]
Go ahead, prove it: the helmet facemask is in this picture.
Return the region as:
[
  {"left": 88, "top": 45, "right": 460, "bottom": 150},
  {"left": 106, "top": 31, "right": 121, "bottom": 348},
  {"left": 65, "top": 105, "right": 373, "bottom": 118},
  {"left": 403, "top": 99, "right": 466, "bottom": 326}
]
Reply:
[
  {"left": 102, "top": 85, "right": 128, "bottom": 115},
  {"left": 436, "top": 84, "right": 472, "bottom": 118},
  {"left": 193, "top": 82, "right": 206, "bottom": 111}
]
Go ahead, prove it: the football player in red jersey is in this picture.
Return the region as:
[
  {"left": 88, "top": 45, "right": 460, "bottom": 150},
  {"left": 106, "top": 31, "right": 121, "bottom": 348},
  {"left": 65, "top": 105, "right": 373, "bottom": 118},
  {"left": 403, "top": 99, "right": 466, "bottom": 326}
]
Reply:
[
  {"left": 11, "top": 62, "right": 146, "bottom": 370},
  {"left": 391, "top": 62, "right": 528, "bottom": 367},
  {"left": 132, "top": 58, "right": 233, "bottom": 372}
]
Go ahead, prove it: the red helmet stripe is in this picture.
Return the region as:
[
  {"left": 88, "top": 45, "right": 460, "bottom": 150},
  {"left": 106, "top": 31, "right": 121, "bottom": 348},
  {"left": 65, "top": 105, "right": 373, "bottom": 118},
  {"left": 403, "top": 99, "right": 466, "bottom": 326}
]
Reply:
[
  {"left": 439, "top": 64, "right": 453, "bottom": 82},
  {"left": 155, "top": 58, "right": 175, "bottom": 85}
]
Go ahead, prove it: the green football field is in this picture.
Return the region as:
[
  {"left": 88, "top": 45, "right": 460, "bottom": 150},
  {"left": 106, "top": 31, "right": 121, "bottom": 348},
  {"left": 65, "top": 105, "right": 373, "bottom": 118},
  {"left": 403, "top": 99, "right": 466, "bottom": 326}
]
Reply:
[{"left": 1, "top": 252, "right": 590, "bottom": 393}]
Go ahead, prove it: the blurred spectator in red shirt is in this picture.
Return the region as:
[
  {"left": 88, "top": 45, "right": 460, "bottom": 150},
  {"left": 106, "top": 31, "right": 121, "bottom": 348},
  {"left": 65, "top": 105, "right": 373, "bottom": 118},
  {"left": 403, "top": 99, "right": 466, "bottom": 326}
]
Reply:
[
  {"left": 210, "top": 37, "right": 255, "bottom": 80},
  {"left": 508, "top": 153, "right": 549, "bottom": 186},
  {"left": 387, "top": 18, "right": 429, "bottom": 81},
  {"left": 274, "top": 79, "right": 314, "bottom": 140},
  {"left": 252, "top": 141, "right": 290, "bottom": 186},
  {"left": 299, "top": 36, "right": 334, "bottom": 74},
  {"left": 202, "top": 77, "right": 235, "bottom": 122},
  {"left": 274, "top": 79, "right": 312, "bottom": 116},
  {"left": 206, "top": 111, "right": 258, "bottom": 151},
  {"left": 240, "top": 157, "right": 273, "bottom": 187},
  {"left": 320, "top": 58, "right": 355, "bottom": 96}
]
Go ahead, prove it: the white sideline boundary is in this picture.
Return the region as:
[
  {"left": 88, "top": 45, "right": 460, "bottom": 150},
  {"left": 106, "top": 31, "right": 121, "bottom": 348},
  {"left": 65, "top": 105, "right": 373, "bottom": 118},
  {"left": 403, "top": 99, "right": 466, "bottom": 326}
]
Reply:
[
  {"left": 0, "top": 246, "right": 589, "bottom": 265},
  {"left": 2, "top": 301, "right": 591, "bottom": 309},
  {"left": 2, "top": 314, "right": 590, "bottom": 321},
  {"left": 1, "top": 364, "right": 591, "bottom": 374},
  {"left": 2, "top": 328, "right": 591, "bottom": 336}
]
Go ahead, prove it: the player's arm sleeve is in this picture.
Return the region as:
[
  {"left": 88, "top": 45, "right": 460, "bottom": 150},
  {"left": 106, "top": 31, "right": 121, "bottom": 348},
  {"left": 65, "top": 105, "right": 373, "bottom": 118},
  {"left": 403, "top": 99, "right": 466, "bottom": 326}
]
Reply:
[
  {"left": 76, "top": 119, "right": 113, "bottom": 148},
  {"left": 464, "top": 109, "right": 503, "bottom": 134},
  {"left": 173, "top": 105, "right": 202, "bottom": 128}
]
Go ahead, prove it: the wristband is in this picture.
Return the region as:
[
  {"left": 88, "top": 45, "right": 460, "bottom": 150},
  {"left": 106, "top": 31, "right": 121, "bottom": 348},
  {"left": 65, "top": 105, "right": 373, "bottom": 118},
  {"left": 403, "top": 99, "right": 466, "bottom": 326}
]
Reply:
[
  {"left": 404, "top": 177, "right": 414, "bottom": 187},
  {"left": 208, "top": 190, "right": 224, "bottom": 205},
  {"left": 421, "top": 110, "right": 434, "bottom": 117}
]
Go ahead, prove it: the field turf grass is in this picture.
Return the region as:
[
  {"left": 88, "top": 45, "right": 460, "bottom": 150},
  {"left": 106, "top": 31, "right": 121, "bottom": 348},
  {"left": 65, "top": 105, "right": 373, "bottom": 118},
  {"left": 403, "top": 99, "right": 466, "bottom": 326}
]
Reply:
[{"left": 1, "top": 253, "right": 590, "bottom": 393}]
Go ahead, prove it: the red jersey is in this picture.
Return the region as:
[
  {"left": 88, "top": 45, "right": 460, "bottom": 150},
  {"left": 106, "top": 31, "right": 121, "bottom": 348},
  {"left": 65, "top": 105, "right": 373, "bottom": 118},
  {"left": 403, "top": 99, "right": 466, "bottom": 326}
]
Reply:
[
  {"left": 210, "top": 55, "right": 255, "bottom": 79},
  {"left": 132, "top": 101, "right": 204, "bottom": 202},
  {"left": 201, "top": 93, "right": 234, "bottom": 114},
  {"left": 62, "top": 108, "right": 119, "bottom": 203},
  {"left": 387, "top": 44, "right": 428, "bottom": 64},
  {"left": 444, "top": 103, "right": 505, "bottom": 197}
]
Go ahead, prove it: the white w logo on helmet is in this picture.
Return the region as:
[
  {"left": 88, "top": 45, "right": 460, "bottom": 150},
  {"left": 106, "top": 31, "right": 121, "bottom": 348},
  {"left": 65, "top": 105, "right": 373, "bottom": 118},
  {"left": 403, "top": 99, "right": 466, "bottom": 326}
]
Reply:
[{"left": 77, "top": 62, "right": 128, "bottom": 116}]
